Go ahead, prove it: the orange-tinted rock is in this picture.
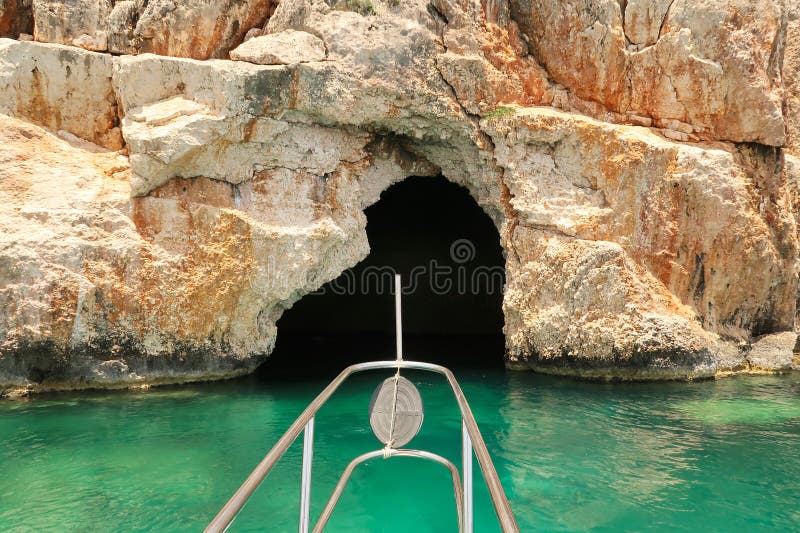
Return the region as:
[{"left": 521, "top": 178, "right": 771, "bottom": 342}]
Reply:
[
  {"left": 0, "top": 0, "right": 32, "bottom": 38},
  {"left": 132, "top": 0, "right": 274, "bottom": 59},
  {"left": 0, "top": 113, "right": 370, "bottom": 391},
  {"left": 28, "top": 0, "right": 275, "bottom": 58},
  {"left": 786, "top": 4, "right": 800, "bottom": 152},
  {"left": 487, "top": 108, "right": 797, "bottom": 376},
  {"left": 510, "top": 0, "right": 787, "bottom": 145},
  {"left": 0, "top": 39, "right": 122, "bottom": 149}
]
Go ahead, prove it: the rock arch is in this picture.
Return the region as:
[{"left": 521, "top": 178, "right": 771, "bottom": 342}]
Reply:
[
  {"left": 260, "top": 174, "right": 507, "bottom": 377},
  {"left": 2, "top": 0, "right": 800, "bottom": 392}
]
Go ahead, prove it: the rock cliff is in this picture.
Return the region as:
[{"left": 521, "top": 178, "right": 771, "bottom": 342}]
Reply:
[{"left": 1, "top": 0, "right": 799, "bottom": 393}]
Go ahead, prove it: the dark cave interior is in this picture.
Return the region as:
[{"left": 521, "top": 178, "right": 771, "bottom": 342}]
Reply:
[{"left": 257, "top": 175, "right": 506, "bottom": 380}]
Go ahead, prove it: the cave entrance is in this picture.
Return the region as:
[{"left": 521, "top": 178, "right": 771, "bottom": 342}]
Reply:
[{"left": 258, "top": 175, "right": 506, "bottom": 380}]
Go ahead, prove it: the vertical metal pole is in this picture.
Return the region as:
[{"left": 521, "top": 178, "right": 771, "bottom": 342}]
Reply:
[
  {"left": 462, "top": 419, "right": 473, "bottom": 533},
  {"left": 299, "top": 417, "right": 314, "bottom": 533},
  {"left": 395, "top": 274, "right": 403, "bottom": 361}
]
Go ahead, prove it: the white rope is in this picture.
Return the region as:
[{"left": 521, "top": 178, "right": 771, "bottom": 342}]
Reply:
[
  {"left": 384, "top": 273, "right": 403, "bottom": 458},
  {"left": 384, "top": 363, "right": 401, "bottom": 456}
]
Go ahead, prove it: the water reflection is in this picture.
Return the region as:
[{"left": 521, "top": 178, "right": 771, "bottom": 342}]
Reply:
[
  {"left": 486, "top": 372, "right": 800, "bottom": 532},
  {"left": 1, "top": 372, "right": 799, "bottom": 532}
]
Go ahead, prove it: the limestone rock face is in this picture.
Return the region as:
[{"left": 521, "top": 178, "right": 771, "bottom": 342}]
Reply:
[
  {"left": 0, "top": 39, "right": 122, "bottom": 149},
  {"left": 28, "top": 0, "right": 274, "bottom": 57},
  {"left": 32, "top": 0, "right": 112, "bottom": 51},
  {"left": 230, "top": 29, "right": 326, "bottom": 64},
  {"left": 488, "top": 109, "right": 796, "bottom": 378},
  {"left": 0, "top": 113, "right": 368, "bottom": 390},
  {"left": 786, "top": 3, "right": 800, "bottom": 152},
  {"left": 502, "top": 228, "right": 720, "bottom": 379},
  {"left": 786, "top": 153, "right": 800, "bottom": 325},
  {"left": 509, "top": 0, "right": 787, "bottom": 145},
  {"left": 1, "top": 0, "right": 800, "bottom": 392},
  {"left": 624, "top": 0, "right": 674, "bottom": 47},
  {"left": 129, "top": 0, "right": 274, "bottom": 59},
  {"left": 745, "top": 332, "right": 799, "bottom": 372},
  {"left": 0, "top": 0, "right": 33, "bottom": 38}
]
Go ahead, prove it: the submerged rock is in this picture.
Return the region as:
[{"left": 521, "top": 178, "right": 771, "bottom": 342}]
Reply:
[{"left": 0, "top": 0, "right": 799, "bottom": 391}]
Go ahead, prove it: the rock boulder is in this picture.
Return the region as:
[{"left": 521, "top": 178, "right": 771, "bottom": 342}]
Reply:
[
  {"left": 0, "top": 39, "right": 122, "bottom": 149},
  {"left": 230, "top": 29, "right": 326, "bottom": 65},
  {"left": 0, "top": 0, "right": 33, "bottom": 38}
]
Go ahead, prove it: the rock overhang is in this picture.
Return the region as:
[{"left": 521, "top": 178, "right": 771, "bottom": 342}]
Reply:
[{"left": 0, "top": 0, "right": 799, "bottom": 393}]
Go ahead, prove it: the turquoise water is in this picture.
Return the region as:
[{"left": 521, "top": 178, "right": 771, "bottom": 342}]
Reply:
[{"left": 2, "top": 370, "right": 800, "bottom": 532}]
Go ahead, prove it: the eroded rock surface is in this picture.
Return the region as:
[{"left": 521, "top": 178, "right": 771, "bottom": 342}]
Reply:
[
  {"left": 488, "top": 109, "right": 796, "bottom": 378},
  {"left": 29, "top": 0, "right": 275, "bottom": 57},
  {"left": 745, "top": 332, "right": 799, "bottom": 372},
  {"left": 0, "top": 39, "right": 122, "bottom": 149},
  {"left": 230, "top": 29, "right": 325, "bottom": 64},
  {"left": 510, "top": 0, "right": 787, "bottom": 145},
  {"left": 129, "top": 0, "right": 274, "bottom": 59},
  {"left": 1, "top": 0, "right": 800, "bottom": 392},
  {"left": 10, "top": 0, "right": 797, "bottom": 147},
  {"left": 786, "top": 3, "right": 800, "bottom": 152},
  {"left": 0, "top": 113, "right": 369, "bottom": 391},
  {"left": 0, "top": 0, "right": 33, "bottom": 38},
  {"left": 32, "top": 0, "right": 112, "bottom": 51}
]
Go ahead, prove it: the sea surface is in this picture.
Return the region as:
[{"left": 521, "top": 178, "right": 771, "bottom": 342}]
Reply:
[{"left": 1, "top": 368, "right": 799, "bottom": 532}]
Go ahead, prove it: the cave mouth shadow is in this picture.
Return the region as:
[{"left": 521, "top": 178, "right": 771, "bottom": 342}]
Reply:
[{"left": 256, "top": 175, "right": 506, "bottom": 382}]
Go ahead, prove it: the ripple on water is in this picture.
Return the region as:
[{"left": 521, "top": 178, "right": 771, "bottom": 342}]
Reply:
[
  {"left": 672, "top": 397, "right": 800, "bottom": 426},
  {"left": 0, "top": 372, "right": 799, "bottom": 532}
]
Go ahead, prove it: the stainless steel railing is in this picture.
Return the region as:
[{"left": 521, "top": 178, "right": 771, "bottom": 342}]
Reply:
[
  {"left": 204, "top": 360, "right": 520, "bottom": 533},
  {"left": 312, "top": 448, "right": 465, "bottom": 533}
]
